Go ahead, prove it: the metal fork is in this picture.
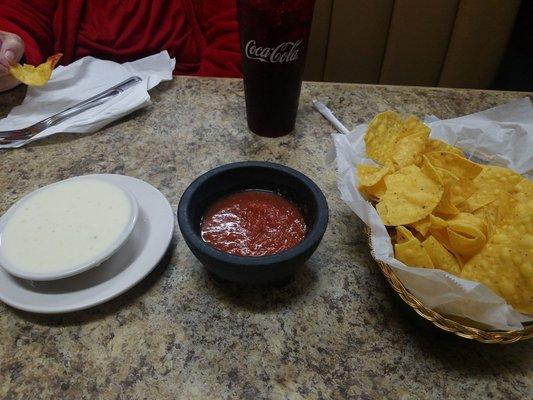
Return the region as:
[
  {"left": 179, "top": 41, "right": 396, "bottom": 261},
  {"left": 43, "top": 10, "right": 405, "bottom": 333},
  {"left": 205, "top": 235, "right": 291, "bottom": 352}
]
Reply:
[{"left": 0, "top": 76, "right": 142, "bottom": 146}]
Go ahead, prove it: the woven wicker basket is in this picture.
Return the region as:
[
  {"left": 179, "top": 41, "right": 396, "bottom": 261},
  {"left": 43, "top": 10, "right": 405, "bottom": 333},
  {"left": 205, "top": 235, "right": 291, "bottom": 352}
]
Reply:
[{"left": 365, "top": 228, "right": 533, "bottom": 343}]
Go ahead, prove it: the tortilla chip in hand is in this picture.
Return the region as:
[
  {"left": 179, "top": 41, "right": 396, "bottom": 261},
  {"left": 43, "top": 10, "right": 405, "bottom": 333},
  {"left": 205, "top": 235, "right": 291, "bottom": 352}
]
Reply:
[{"left": 10, "top": 53, "right": 62, "bottom": 87}]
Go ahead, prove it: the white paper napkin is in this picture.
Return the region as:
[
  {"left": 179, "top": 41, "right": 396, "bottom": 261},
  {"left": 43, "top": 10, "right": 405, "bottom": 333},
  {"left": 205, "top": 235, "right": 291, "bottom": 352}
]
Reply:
[
  {"left": 332, "top": 97, "right": 533, "bottom": 330},
  {"left": 0, "top": 51, "right": 176, "bottom": 148}
]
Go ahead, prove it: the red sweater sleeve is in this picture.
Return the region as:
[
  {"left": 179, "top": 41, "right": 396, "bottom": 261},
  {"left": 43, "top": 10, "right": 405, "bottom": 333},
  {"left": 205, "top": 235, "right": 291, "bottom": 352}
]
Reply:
[
  {"left": 0, "top": 0, "right": 56, "bottom": 65},
  {"left": 194, "top": 0, "right": 242, "bottom": 78}
]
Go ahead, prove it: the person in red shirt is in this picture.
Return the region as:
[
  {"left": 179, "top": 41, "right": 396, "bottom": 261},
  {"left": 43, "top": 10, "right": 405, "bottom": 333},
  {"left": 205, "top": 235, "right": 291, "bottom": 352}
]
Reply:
[{"left": 0, "top": 0, "right": 242, "bottom": 92}]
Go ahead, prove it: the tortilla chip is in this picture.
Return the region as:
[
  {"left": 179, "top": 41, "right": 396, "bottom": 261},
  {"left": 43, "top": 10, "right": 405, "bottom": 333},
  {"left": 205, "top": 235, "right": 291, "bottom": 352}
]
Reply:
[
  {"left": 376, "top": 165, "right": 443, "bottom": 226},
  {"left": 364, "top": 111, "right": 404, "bottom": 164},
  {"left": 422, "top": 235, "right": 461, "bottom": 275},
  {"left": 395, "top": 237, "right": 434, "bottom": 268},
  {"left": 10, "top": 53, "right": 62, "bottom": 86},
  {"left": 462, "top": 213, "right": 533, "bottom": 314},
  {"left": 409, "top": 216, "right": 431, "bottom": 237},
  {"left": 425, "top": 139, "right": 465, "bottom": 157}
]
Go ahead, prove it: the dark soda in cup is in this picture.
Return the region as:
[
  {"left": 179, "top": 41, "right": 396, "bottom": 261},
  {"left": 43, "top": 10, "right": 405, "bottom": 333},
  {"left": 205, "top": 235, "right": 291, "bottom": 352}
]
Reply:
[{"left": 237, "top": 0, "right": 316, "bottom": 137}]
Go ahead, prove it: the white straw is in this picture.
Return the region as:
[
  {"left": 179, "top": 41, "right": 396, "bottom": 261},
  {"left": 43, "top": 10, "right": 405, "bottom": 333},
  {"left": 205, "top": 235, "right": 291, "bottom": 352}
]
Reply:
[{"left": 312, "top": 100, "right": 351, "bottom": 135}]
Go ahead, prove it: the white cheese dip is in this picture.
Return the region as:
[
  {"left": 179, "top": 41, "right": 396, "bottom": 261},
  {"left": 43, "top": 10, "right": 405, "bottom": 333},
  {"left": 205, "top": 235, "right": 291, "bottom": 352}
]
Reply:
[{"left": 0, "top": 178, "right": 133, "bottom": 274}]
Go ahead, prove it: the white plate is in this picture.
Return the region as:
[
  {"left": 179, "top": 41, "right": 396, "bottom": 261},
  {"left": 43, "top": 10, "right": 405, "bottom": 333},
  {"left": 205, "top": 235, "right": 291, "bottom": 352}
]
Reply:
[{"left": 0, "top": 174, "right": 174, "bottom": 314}]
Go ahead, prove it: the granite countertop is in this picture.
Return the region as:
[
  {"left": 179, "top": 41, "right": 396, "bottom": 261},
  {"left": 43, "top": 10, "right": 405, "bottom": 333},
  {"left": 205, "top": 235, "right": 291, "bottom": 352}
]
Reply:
[{"left": 0, "top": 77, "right": 531, "bottom": 399}]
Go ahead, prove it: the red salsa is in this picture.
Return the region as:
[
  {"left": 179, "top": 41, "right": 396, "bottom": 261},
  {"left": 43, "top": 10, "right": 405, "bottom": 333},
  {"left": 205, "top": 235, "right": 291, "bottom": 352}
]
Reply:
[{"left": 201, "top": 190, "right": 306, "bottom": 256}]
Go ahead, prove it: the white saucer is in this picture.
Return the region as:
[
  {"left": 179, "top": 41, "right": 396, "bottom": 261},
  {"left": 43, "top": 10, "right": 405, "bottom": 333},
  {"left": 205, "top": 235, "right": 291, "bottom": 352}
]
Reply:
[{"left": 0, "top": 174, "right": 174, "bottom": 314}]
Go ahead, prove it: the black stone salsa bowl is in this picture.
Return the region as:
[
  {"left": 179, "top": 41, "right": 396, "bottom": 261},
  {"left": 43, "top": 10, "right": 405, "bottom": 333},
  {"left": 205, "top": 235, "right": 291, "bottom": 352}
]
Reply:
[{"left": 177, "top": 161, "right": 329, "bottom": 284}]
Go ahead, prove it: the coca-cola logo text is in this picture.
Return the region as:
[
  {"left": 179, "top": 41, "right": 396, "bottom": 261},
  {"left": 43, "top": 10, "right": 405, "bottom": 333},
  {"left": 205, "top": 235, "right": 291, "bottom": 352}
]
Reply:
[{"left": 245, "top": 40, "right": 302, "bottom": 63}]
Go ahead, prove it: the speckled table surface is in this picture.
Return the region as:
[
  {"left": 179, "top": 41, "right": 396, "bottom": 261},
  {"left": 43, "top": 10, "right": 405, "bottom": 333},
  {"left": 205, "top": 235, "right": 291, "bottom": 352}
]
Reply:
[{"left": 0, "top": 77, "right": 531, "bottom": 399}]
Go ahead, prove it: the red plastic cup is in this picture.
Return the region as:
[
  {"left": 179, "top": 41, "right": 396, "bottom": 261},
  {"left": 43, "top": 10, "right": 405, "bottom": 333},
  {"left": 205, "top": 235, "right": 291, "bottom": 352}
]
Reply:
[{"left": 237, "top": 0, "right": 316, "bottom": 137}]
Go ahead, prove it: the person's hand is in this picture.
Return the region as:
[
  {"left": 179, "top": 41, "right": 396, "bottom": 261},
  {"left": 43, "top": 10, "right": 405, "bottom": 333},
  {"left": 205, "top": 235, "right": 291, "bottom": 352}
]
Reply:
[{"left": 0, "top": 30, "right": 24, "bottom": 92}]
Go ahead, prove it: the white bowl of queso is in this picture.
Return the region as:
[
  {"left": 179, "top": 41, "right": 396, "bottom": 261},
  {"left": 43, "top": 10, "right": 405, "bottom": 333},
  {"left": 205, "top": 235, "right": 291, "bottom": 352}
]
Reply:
[{"left": 0, "top": 176, "right": 138, "bottom": 281}]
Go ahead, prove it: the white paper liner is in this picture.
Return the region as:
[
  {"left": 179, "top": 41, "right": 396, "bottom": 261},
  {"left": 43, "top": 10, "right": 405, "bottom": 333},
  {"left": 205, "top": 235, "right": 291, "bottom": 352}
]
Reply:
[{"left": 332, "top": 97, "right": 533, "bottom": 330}]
